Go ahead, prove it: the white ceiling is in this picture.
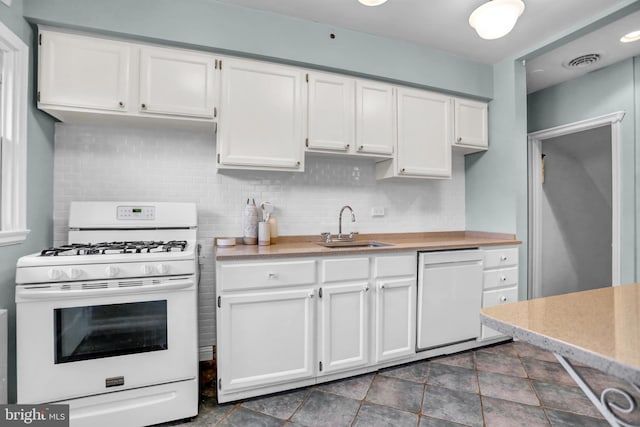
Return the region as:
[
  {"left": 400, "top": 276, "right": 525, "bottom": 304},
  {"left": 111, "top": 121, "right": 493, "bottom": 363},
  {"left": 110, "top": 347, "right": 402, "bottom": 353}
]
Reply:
[{"left": 218, "top": 0, "right": 640, "bottom": 92}]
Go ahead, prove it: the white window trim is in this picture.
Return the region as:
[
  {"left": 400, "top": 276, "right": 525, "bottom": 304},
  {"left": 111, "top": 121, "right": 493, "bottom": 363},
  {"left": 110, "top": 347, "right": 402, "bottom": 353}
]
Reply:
[{"left": 0, "top": 21, "right": 29, "bottom": 246}]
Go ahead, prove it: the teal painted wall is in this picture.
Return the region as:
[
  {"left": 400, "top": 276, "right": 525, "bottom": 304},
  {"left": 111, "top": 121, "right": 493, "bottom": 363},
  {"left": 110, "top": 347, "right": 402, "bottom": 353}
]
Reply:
[
  {"left": 22, "top": 0, "right": 492, "bottom": 99},
  {"left": 0, "top": 0, "right": 55, "bottom": 403},
  {"left": 527, "top": 58, "right": 637, "bottom": 284},
  {"left": 465, "top": 59, "right": 529, "bottom": 299}
]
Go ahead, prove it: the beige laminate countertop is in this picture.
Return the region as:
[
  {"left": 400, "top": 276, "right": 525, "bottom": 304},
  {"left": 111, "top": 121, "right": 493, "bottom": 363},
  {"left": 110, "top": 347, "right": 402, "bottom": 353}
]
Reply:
[
  {"left": 214, "top": 231, "right": 520, "bottom": 260},
  {"left": 481, "top": 283, "right": 640, "bottom": 384}
]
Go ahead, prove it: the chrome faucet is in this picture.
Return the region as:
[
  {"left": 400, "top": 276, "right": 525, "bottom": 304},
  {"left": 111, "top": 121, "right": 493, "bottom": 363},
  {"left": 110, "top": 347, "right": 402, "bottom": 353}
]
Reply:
[{"left": 338, "top": 205, "right": 356, "bottom": 239}]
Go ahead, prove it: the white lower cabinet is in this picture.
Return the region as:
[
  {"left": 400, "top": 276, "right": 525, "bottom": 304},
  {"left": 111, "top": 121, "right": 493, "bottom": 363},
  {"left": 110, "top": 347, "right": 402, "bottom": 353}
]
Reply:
[
  {"left": 375, "top": 278, "right": 416, "bottom": 363},
  {"left": 216, "top": 247, "right": 515, "bottom": 402},
  {"left": 217, "top": 288, "right": 315, "bottom": 393},
  {"left": 480, "top": 246, "right": 519, "bottom": 341},
  {"left": 318, "top": 282, "right": 369, "bottom": 374}
]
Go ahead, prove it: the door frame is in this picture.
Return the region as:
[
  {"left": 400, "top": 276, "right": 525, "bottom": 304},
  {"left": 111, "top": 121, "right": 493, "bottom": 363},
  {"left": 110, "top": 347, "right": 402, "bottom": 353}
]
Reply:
[{"left": 527, "top": 111, "right": 625, "bottom": 298}]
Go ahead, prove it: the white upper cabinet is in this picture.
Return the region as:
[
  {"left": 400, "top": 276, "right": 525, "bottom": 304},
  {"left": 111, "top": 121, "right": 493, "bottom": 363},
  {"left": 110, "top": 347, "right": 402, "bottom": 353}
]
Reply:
[
  {"left": 377, "top": 87, "right": 452, "bottom": 179},
  {"left": 139, "top": 46, "right": 216, "bottom": 119},
  {"left": 37, "top": 28, "right": 218, "bottom": 128},
  {"left": 217, "top": 58, "right": 305, "bottom": 171},
  {"left": 38, "top": 30, "right": 131, "bottom": 113},
  {"left": 307, "top": 72, "right": 354, "bottom": 153},
  {"left": 355, "top": 80, "right": 395, "bottom": 156},
  {"left": 453, "top": 98, "right": 488, "bottom": 153}
]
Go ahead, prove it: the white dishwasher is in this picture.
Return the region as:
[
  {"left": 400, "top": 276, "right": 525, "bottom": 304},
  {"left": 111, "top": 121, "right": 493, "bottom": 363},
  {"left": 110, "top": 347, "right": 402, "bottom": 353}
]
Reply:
[{"left": 417, "top": 249, "right": 484, "bottom": 351}]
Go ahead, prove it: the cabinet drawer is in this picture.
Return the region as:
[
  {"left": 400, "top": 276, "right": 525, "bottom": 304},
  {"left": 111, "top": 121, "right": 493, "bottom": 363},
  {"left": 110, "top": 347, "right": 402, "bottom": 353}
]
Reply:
[
  {"left": 483, "top": 267, "right": 518, "bottom": 290},
  {"left": 482, "top": 286, "right": 518, "bottom": 308},
  {"left": 220, "top": 260, "right": 316, "bottom": 291},
  {"left": 483, "top": 247, "right": 518, "bottom": 269},
  {"left": 374, "top": 254, "right": 416, "bottom": 278},
  {"left": 321, "top": 257, "right": 369, "bottom": 283}
]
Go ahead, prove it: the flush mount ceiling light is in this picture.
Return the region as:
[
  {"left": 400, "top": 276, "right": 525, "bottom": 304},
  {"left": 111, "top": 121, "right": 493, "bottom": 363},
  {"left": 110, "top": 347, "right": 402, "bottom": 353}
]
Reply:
[
  {"left": 358, "top": 0, "right": 387, "bottom": 6},
  {"left": 469, "top": 0, "right": 525, "bottom": 40},
  {"left": 620, "top": 30, "right": 640, "bottom": 43}
]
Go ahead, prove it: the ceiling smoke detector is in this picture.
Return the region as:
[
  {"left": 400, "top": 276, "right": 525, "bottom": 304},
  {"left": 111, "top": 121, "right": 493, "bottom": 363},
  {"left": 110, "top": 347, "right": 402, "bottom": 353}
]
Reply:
[{"left": 563, "top": 53, "right": 601, "bottom": 69}]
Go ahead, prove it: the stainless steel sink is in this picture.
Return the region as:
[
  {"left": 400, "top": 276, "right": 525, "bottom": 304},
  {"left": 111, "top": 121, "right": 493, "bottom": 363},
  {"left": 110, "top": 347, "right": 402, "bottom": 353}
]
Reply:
[{"left": 318, "top": 241, "right": 394, "bottom": 248}]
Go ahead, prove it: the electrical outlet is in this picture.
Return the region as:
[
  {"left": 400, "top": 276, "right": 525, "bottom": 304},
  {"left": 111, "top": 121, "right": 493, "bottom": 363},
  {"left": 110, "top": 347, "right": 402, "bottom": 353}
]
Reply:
[{"left": 371, "top": 207, "right": 385, "bottom": 217}]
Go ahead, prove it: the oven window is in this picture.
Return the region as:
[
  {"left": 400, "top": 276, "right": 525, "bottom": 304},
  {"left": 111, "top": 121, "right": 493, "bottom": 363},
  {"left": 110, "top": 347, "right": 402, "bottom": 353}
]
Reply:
[{"left": 54, "top": 300, "right": 168, "bottom": 364}]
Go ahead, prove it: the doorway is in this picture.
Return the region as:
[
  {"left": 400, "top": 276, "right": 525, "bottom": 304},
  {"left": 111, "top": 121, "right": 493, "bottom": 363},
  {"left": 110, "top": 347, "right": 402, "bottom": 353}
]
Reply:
[{"left": 528, "top": 112, "right": 624, "bottom": 299}]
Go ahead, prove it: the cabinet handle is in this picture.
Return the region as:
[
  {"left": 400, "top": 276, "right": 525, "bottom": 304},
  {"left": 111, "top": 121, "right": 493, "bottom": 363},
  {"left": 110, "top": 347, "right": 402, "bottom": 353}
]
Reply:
[
  {"left": 500, "top": 255, "right": 508, "bottom": 261},
  {"left": 309, "top": 293, "right": 314, "bottom": 299},
  {"left": 345, "top": 144, "right": 350, "bottom": 150},
  {"left": 363, "top": 286, "right": 369, "bottom": 292},
  {"left": 296, "top": 161, "right": 301, "bottom": 167},
  {"left": 118, "top": 101, "right": 124, "bottom": 108},
  {"left": 380, "top": 284, "right": 385, "bottom": 289},
  {"left": 267, "top": 272, "right": 278, "bottom": 279},
  {"left": 358, "top": 145, "right": 364, "bottom": 151},
  {"left": 500, "top": 296, "right": 508, "bottom": 302},
  {"left": 457, "top": 137, "right": 462, "bottom": 143},
  {"left": 500, "top": 276, "right": 507, "bottom": 282},
  {"left": 400, "top": 168, "right": 406, "bottom": 173},
  {"left": 141, "top": 103, "right": 147, "bottom": 109}
]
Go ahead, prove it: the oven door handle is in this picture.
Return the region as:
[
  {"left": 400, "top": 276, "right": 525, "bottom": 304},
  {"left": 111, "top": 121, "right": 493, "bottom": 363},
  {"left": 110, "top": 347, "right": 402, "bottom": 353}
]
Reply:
[{"left": 17, "top": 279, "right": 195, "bottom": 299}]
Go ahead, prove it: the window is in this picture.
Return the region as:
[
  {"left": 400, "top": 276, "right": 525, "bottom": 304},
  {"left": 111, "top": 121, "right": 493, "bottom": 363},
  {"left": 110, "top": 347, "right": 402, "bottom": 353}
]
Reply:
[{"left": 0, "top": 20, "right": 28, "bottom": 246}]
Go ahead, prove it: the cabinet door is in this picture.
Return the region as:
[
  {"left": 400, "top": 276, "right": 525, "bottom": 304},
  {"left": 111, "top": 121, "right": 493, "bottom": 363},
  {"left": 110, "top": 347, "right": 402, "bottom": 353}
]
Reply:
[
  {"left": 355, "top": 80, "right": 395, "bottom": 156},
  {"left": 307, "top": 72, "right": 354, "bottom": 153},
  {"left": 453, "top": 98, "right": 488, "bottom": 149},
  {"left": 218, "top": 288, "right": 315, "bottom": 393},
  {"left": 139, "top": 47, "right": 216, "bottom": 118},
  {"left": 375, "top": 278, "right": 416, "bottom": 363},
  {"left": 396, "top": 88, "right": 452, "bottom": 178},
  {"left": 318, "top": 282, "right": 369, "bottom": 375},
  {"left": 218, "top": 58, "right": 305, "bottom": 170},
  {"left": 480, "top": 286, "right": 518, "bottom": 340},
  {"left": 38, "top": 31, "right": 131, "bottom": 112}
]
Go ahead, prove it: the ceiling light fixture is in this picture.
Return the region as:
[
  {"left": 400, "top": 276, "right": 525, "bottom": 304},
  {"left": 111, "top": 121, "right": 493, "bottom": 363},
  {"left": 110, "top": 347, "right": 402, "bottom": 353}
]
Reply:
[
  {"left": 469, "top": 0, "right": 525, "bottom": 40},
  {"left": 358, "top": 0, "right": 387, "bottom": 6},
  {"left": 620, "top": 30, "right": 640, "bottom": 43}
]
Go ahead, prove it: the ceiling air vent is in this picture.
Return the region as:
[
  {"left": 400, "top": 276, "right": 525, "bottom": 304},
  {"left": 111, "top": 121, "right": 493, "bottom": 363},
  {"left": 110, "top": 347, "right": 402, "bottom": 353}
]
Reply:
[{"left": 563, "top": 53, "right": 601, "bottom": 69}]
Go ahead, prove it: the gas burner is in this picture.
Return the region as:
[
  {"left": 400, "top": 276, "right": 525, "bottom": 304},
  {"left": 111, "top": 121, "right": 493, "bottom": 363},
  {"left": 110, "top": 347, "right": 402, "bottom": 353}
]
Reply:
[{"left": 40, "top": 240, "right": 188, "bottom": 256}]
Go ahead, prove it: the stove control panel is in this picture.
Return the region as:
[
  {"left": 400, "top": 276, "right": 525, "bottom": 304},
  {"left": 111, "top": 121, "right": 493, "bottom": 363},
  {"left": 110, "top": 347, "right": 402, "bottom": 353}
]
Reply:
[{"left": 117, "top": 205, "right": 155, "bottom": 220}]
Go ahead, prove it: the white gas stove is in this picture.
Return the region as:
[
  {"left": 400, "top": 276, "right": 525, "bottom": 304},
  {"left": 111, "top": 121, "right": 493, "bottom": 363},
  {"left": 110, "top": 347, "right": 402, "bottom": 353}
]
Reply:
[{"left": 15, "top": 201, "right": 199, "bottom": 427}]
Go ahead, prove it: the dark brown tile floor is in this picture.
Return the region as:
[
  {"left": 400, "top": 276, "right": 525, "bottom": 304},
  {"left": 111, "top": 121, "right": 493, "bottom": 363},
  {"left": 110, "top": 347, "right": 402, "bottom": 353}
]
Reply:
[{"left": 161, "top": 341, "right": 639, "bottom": 427}]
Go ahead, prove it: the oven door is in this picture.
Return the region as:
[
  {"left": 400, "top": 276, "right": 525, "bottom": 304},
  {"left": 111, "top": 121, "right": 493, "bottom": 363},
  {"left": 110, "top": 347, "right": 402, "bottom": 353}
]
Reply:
[{"left": 16, "top": 276, "right": 198, "bottom": 404}]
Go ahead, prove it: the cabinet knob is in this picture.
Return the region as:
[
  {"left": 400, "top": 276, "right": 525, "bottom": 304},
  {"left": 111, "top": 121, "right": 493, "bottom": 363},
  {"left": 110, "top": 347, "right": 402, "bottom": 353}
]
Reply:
[
  {"left": 364, "top": 286, "right": 369, "bottom": 292},
  {"left": 457, "top": 137, "right": 462, "bottom": 143},
  {"left": 118, "top": 101, "right": 124, "bottom": 108},
  {"left": 345, "top": 144, "right": 350, "bottom": 150},
  {"left": 267, "top": 272, "right": 278, "bottom": 279},
  {"left": 141, "top": 103, "right": 147, "bottom": 109},
  {"left": 500, "top": 276, "right": 507, "bottom": 282},
  {"left": 309, "top": 293, "right": 314, "bottom": 299},
  {"left": 500, "top": 296, "right": 508, "bottom": 302},
  {"left": 400, "top": 168, "right": 406, "bottom": 173},
  {"left": 296, "top": 161, "right": 301, "bottom": 167},
  {"left": 358, "top": 145, "right": 364, "bottom": 151},
  {"left": 500, "top": 255, "right": 508, "bottom": 261}
]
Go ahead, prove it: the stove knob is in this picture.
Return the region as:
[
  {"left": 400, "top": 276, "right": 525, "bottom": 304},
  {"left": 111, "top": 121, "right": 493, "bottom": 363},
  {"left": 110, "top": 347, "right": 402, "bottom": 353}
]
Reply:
[
  {"left": 157, "top": 264, "right": 170, "bottom": 275},
  {"left": 105, "top": 265, "right": 120, "bottom": 278},
  {"left": 68, "top": 268, "right": 82, "bottom": 279},
  {"left": 141, "top": 265, "right": 153, "bottom": 275},
  {"left": 48, "top": 268, "right": 63, "bottom": 280}
]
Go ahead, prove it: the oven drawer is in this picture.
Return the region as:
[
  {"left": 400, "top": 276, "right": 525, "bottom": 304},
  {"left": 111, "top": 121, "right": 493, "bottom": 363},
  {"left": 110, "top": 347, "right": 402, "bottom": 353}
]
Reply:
[{"left": 219, "top": 260, "right": 316, "bottom": 291}]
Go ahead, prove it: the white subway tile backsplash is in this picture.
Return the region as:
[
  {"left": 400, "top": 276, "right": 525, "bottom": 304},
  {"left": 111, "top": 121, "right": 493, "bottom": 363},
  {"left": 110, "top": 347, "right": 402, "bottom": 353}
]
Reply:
[{"left": 53, "top": 123, "right": 465, "bottom": 349}]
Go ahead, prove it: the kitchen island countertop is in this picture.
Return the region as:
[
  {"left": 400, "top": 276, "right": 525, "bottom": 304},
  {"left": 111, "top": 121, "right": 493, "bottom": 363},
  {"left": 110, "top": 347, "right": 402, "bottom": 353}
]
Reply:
[
  {"left": 481, "top": 283, "right": 640, "bottom": 384},
  {"left": 214, "top": 230, "right": 520, "bottom": 260}
]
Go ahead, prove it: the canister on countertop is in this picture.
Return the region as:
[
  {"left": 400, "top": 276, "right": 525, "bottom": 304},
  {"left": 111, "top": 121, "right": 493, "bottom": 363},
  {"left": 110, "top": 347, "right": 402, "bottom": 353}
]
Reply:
[
  {"left": 258, "top": 221, "right": 271, "bottom": 246},
  {"left": 242, "top": 199, "right": 259, "bottom": 245},
  {"left": 268, "top": 216, "right": 278, "bottom": 244}
]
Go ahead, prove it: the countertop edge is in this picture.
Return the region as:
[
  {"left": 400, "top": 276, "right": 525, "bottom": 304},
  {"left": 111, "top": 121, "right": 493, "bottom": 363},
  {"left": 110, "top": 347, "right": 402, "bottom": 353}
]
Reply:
[
  {"left": 480, "top": 312, "right": 640, "bottom": 385},
  {"left": 214, "top": 230, "right": 521, "bottom": 260}
]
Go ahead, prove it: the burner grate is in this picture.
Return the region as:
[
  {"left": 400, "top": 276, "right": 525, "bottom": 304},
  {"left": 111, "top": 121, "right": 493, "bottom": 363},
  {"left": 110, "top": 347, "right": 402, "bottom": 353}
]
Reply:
[{"left": 40, "top": 240, "right": 188, "bottom": 256}]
